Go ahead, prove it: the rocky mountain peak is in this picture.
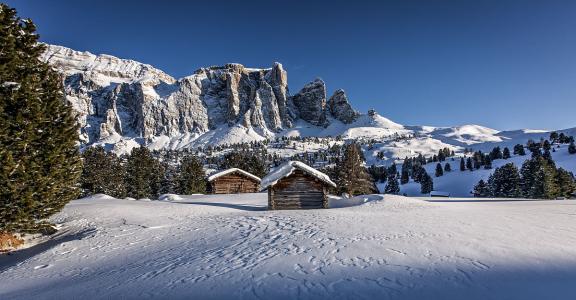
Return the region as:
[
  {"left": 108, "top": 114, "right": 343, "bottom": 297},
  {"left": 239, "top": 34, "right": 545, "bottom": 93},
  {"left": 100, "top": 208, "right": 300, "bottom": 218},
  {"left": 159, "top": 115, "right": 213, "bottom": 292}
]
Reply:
[
  {"left": 42, "top": 44, "right": 364, "bottom": 149},
  {"left": 328, "top": 89, "right": 359, "bottom": 124}
]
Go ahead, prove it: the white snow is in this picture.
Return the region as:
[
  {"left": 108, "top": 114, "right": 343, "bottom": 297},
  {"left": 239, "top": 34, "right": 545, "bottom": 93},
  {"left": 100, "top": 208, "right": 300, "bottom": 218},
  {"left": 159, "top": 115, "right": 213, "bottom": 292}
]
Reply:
[
  {"left": 207, "top": 168, "right": 261, "bottom": 182},
  {"left": 260, "top": 161, "right": 337, "bottom": 190},
  {"left": 1, "top": 193, "right": 576, "bottom": 299}
]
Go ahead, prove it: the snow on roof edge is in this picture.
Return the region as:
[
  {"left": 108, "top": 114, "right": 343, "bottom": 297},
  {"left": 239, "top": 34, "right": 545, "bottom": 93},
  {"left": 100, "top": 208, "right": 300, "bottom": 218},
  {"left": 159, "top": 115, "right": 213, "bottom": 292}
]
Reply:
[
  {"left": 260, "top": 161, "right": 337, "bottom": 190},
  {"left": 207, "top": 168, "right": 261, "bottom": 182}
]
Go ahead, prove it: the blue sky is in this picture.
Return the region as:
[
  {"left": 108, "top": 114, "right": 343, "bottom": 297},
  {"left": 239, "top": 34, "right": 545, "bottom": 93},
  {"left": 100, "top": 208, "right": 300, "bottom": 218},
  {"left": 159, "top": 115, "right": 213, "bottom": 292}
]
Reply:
[{"left": 6, "top": 0, "right": 576, "bottom": 130}]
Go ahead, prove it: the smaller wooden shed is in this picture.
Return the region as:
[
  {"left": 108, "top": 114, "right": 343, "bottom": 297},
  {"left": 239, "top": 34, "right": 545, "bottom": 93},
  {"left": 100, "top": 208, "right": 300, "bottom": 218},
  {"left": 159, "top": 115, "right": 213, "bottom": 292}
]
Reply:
[
  {"left": 207, "top": 168, "right": 261, "bottom": 194},
  {"left": 260, "top": 161, "right": 337, "bottom": 210}
]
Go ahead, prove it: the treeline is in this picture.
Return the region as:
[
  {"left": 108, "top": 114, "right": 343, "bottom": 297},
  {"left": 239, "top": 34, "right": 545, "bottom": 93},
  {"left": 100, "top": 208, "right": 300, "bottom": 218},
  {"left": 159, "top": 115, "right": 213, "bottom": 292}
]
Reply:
[{"left": 80, "top": 146, "right": 267, "bottom": 199}]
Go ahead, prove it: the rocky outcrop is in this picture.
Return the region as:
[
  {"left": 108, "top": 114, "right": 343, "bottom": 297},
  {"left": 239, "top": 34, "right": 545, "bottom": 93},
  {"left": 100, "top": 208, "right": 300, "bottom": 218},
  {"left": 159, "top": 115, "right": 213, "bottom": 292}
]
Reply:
[
  {"left": 291, "top": 78, "right": 327, "bottom": 127},
  {"left": 328, "top": 89, "right": 359, "bottom": 124},
  {"left": 42, "top": 44, "right": 362, "bottom": 148}
]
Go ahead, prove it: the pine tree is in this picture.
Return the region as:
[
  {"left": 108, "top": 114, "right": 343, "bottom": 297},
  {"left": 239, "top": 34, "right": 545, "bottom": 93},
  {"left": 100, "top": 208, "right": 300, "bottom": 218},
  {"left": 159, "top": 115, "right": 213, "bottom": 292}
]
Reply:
[
  {"left": 336, "top": 143, "right": 377, "bottom": 195},
  {"left": 569, "top": 141, "right": 576, "bottom": 154},
  {"left": 420, "top": 172, "right": 434, "bottom": 194},
  {"left": 466, "top": 157, "right": 473, "bottom": 171},
  {"left": 0, "top": 4, "right": 82, "bottom": 234},
  {"left": 125, "top": 147, "right": 164, "bottom": 199},
  {"left": 502, "top": 147, "right": 511, "bottom": 159},
  {"left": 444, "top": 163, "right": 451, "bottom": 172},
  {"left": 520, "top": 157, "right": 558, "bottom": 199},
  {"left": 435, "top": 163, "right": 443, "bottom": 177},
  {"left": 549, "top": 132, "right": 559, "bottom": 144},
  {"left": 80, "top": 146, "right": 126, "bottom": 198},
  {"left": 555, "top": 168, "right": 576, "bottom": 198},
  {"left": 488, "top": 163, "right": 521, "bottom": 198},
  {"left": 513, "top": 144, "right": 526, "bottom": 156},
  {"left": 384, "top": 175, "right": 400, "bottom": 195},
  {"left": 490, "top": 147, "right": 503, "bottom": 160},
  {"left": 177, "top": 154, "right": 206, "bottom": 194},
  {"left": 483, "top": 155, "right": 492, "bottom": 169},
  {"left": 400, "top": 169, "right": 410, "bottom": 185},
  {"left": 460, "top": 157, "right": 466, "bottom": 171},
  {"left": 219, "top": 150, "right": 267, "bottom": 178},
  {"left": 473, "top": 179, "right": 490, "bottom": 197}
]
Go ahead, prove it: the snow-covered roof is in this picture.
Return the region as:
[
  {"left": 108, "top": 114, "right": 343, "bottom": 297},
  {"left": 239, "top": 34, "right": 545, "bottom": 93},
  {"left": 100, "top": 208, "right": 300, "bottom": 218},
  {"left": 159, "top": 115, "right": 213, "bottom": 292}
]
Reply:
[
  {"left": 260, "top": 161, "right": 337, "bottom": 190},
  {"left": 207, "top": 168, "right": 261, "bottom": 182}
]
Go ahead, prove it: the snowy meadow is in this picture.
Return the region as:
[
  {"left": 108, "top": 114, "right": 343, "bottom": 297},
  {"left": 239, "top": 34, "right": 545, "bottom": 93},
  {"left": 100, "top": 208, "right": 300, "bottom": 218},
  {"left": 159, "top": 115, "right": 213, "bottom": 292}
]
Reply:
[{"left": 1, "top": 194, "right": 576, "bottom": 299}]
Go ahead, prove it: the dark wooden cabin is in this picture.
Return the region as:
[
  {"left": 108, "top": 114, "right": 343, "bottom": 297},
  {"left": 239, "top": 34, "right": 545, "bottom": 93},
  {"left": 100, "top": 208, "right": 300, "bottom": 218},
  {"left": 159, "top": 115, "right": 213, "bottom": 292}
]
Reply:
[
  {"left": 207, "top": 168, "right": 261, "bottom": 194},
  {"left": 260, "top": 161, "right": 337, "bottom": 210}
]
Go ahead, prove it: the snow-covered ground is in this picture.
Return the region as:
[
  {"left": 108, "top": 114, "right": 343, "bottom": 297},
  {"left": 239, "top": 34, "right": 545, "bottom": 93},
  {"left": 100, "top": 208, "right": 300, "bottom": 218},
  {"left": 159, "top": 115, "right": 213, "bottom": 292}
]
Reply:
[{"left": 2, "top": 194, "right": 576, "bottom": 299}]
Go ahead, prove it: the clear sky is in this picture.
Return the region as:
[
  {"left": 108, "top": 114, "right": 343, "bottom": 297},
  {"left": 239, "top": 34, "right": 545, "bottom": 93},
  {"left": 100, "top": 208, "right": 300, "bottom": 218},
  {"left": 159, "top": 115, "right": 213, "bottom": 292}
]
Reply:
[{"left": 6, "top": 0, "right": 576, "bottom": 130}]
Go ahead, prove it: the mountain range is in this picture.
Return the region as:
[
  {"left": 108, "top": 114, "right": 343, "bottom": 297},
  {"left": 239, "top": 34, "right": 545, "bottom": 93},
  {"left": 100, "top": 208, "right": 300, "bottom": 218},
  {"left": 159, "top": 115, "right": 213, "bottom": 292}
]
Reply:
[{"left": 41, "top": 44, "right": 575, "bottom": 158}]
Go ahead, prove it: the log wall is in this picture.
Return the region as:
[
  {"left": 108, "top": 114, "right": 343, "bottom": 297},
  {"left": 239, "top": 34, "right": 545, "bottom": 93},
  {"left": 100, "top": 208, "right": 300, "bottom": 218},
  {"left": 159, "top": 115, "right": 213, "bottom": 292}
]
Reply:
[
  {"left": 209, "top": 173, "right": 259, "bottom": 194},
  {"left": 268, "top": 170, "right": 328, "bottom": 210}
]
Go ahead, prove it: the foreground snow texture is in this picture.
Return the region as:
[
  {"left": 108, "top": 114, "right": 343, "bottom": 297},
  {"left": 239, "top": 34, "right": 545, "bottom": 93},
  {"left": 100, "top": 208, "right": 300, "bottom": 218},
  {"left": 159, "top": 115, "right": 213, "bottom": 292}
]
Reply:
[{"left": 1, "top": 194, "right": 576, "bottom": 299}]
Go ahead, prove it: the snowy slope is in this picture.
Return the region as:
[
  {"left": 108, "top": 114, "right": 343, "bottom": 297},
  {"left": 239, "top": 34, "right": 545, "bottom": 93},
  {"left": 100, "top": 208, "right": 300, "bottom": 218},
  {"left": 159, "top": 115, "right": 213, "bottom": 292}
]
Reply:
[
  {"left": 1, "top": 194, "right": 576, "bottom": 299},
  {"left": 377, "top": 144, "right": 576, "bottom": 197}
]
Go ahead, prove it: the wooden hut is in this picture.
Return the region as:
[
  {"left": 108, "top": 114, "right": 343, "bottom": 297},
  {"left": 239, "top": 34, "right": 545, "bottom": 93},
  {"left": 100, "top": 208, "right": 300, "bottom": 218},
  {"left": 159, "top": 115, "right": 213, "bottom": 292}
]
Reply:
[
  {"left": 207, "top": 168, "right": 261, "bottom": 194},
  {"left": 260, "top": 161, "right": 337, "bottom": 210}
]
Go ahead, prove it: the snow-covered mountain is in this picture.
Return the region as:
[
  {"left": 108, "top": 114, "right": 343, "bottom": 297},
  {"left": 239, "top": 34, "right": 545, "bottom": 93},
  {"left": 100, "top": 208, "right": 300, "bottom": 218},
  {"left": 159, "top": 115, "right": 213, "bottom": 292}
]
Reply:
[{"left": 42, "top": 44, "right": 574, "bottom": 157}]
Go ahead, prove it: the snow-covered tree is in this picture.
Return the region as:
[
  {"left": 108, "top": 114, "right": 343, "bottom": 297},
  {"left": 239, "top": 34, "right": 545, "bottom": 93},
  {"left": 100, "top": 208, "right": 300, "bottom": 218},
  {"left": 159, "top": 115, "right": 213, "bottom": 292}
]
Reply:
[
  {"left": 444, "top": 163, "right": 451, "bottom": 172},
  {"left": 0, "top": 4, "right": 82, "bottom": 234}
]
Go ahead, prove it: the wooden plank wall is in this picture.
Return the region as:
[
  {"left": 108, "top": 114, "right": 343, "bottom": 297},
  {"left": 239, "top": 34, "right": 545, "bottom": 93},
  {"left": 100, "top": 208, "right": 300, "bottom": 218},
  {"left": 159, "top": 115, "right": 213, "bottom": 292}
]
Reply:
[
  {"left": 269, "top": 170, "right": 327, "bottom": 210},
  {"left": 210, "top": 173, "right": 259, "bottom": 194}
]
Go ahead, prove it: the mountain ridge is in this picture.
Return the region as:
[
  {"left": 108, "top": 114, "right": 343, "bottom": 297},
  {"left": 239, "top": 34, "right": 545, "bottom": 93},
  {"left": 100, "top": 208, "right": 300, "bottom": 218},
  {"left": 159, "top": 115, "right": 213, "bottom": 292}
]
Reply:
[{"left": 41, "top": 44, "right": 575, "bottom": 157}]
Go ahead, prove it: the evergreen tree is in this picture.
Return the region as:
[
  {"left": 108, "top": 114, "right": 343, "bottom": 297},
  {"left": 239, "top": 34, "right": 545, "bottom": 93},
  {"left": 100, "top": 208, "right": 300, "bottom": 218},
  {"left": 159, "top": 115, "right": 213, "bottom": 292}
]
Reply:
[
  {"left": 125, "top": 147, "right": 164, "bottom": 199},
  {"left": 466, "top": 157, "right": 473, "bottom": 171},
  {"left": 473, "top": 179, "right": 490, "bottom": 197},
  {"left": 502, "top": 147, "right": 511, "bottom": 159},
  {"left": 488, "top": 163, "right": 521, "bottom": 198},
  {"left": 400, "top": 169, "right": 410, "bottom": 185},
  {"left": 177, "top": 154, "right": 206, "bottom": 194},
  {"left": 513, "top": 144, "right": 526, "bottom": 156},
  {"left": 483, "top": 155, "right": 492, "bottom": 169},
  {"left": 384, "top": 175, "right": 400, "bottom": 195},
  {"left": 555, "top": 168, "right": 576, "bottom": 198},
  {"left": 420, "top": 172, "right": 434, "bottom": 194},
  {"left": 459, "top": 157, "right": 466, "bottom": 171},
  {"left": 336, "top": 143, "right": 377, "bottom": 195},
  {"left": 549, "top": 132, "right": 559, "bottom": 144},
  {"left": 219, "top": 150, "right": 267, "bottom": 178},
  {"left": 80, "top": 146, "right": 126, "bottom": 198},
  {"left": 520, "top": 157, "right": 558, "bottom": 199},
  {"left": 435, "top": 163, "right": 443, "bottom": 177},
  {"left": 569, "top": 141, "right": 576, "bottom": 154},
  {"left": 490, "top": 146, "right": 503, "bottom": 160},
  {"left": 444, "top": 163, "right": 451, "bottom": 172},
  {"left": 0, "top": 4, "right": 82, "bottom": 234}
]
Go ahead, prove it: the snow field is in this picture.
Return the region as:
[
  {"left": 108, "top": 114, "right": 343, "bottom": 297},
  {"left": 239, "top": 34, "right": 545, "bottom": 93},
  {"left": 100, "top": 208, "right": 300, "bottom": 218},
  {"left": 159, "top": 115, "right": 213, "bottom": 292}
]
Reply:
[{"left": 1, "top": 193, "right": 576, "bottom": 299}]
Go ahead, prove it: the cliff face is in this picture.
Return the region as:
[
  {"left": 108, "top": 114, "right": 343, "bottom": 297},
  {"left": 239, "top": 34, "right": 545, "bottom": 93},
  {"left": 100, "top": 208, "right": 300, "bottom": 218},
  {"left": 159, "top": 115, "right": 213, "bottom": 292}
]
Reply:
[{"left": 41, "top": 44, "right": 360, "bottom": 147}]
